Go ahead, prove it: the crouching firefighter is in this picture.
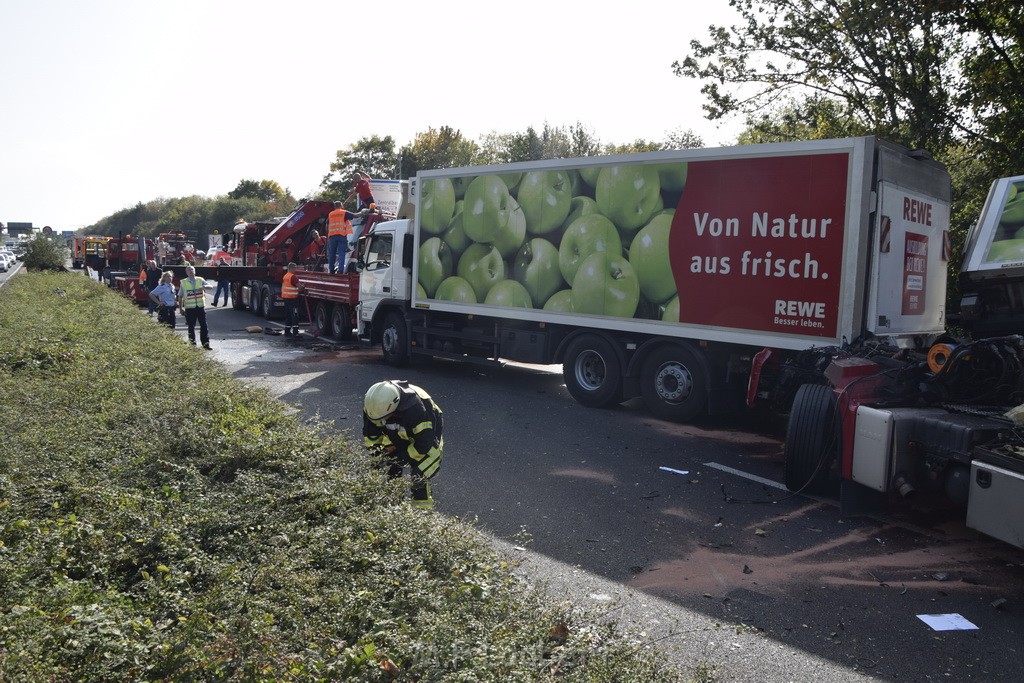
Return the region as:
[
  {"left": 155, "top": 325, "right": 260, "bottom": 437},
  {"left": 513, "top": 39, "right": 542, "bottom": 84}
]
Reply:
[{"left": 363, "top": 380, "right": 443, "bottom": 509}]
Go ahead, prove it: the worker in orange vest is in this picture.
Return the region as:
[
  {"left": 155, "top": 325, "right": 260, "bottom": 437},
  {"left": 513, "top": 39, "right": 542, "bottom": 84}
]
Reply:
[
  {"left": 281, "top": 262, "right": 303, "bottom": 338},
  {"left": 326, "top": 201, "right": 367, "bottom": 274}
]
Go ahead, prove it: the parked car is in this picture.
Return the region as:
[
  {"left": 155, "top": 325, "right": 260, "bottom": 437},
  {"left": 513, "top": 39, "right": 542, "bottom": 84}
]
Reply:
[{"left": 0, "top": 259, "right": 8, "bottom": 273}]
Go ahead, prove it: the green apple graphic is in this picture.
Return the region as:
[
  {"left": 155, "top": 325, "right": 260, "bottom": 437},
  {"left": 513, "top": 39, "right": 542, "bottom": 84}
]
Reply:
[
  {"left": 498, "top": 173, "right": 523, "bottom": 193},
  {"left": 562, "top": 196, "right": 601, "bottom": 230},
  {"left": 578, "top": 166, "right": 601, "bottom": 189},
  {"left": 570, "top": 252, "right": 640, "bottom": 318},
  {"left": 451, "top": 176, "right": 471, "bottom": 200},
  {"left": 517, "top": 170, "right": 572, "bottom": 235},
  {"left": 662, "top": 295, "right": 679, "bottom": 322},
  {"left": 420, "top": 178, "right": 456, "bottom": 235},
  {"left": 596, "top": 165, "right": 662, "bottom": 232},
  {"left": 559, "top": 214, "right": 623, "bottom": 286},
  {"left": 418, "top": 236, "right": 453, "bottom": 297},
  {"left": 986, "top": 239, "right": 1024, "bottom": 262},
  {"left": 490, "top": 195, "right": 527, "bottom": 259},
  {"left": 628, "top": 214, "right": 676, "bottom": 303},
  {"left": 416, "top": 283, "right": 427, "bottom": 299},
  {"left": 463, "top": 175, "right": 513, "bottom": 243},
  {"left": 542, "top": 289, "right": 574, "bottom": 312},
  {"left": 513, "top": 238, "right": 563, "bottom": 307},
  {"left": 457, "top": 243, "right": 506, "bottom": 301},
  {"left": 1002, "top": 192, "right": 1024, "bottom": 225},
  {"left": 442, "top": 200, "right": 470, "bottom": 260},
  {"left": 655, "top": 162, "right": 688, "bottom": 193},
  {"left": 435, "top": 276, "right": 477, "bottom": 303},
  {"left": 484, "top": 279, "right": 533, "bottom": 308}
]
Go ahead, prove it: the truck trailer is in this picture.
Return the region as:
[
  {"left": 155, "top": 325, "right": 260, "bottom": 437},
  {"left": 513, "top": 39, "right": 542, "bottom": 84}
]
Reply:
[{"left": 352, "top": 136, "right": 1024, "bottom": 548}]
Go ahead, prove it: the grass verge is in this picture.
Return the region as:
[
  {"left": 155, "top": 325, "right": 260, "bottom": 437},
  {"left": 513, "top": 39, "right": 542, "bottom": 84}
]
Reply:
[{"left": 0, "top": 272, "right": 690, "bottom": 682}]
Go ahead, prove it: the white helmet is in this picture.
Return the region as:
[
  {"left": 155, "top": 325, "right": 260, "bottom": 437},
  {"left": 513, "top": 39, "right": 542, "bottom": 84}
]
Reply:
[{"left": 364, "top": 381, "right": 401, "bottom": 420}]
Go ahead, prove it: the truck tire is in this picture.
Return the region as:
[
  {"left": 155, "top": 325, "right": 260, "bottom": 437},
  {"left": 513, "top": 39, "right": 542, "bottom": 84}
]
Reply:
[
  {"left": 331, "top": 304, "right": 353, "bottom": 341},
  {"left": 381, "top": 312, "right": 410, "bottom": 366},
  {"left": 261, "top": 285, "right": 276, "bottom": 319},
  {"left": 231, "top": 283, "right": 245, "bottom": 310},
  {"left": 313, "top": 301, "right": 331, "bottom": 337},
  {"left": 562, "top": 335, "right": 623, "bottom": 408},
  {"left": 248, "top": 283, "right": 261, "bottom": 315},
  {"left": 640, "top": 345, "right": 707, "bottom": 422},
  {"left": 784, "top": 383, "right": 838, "bottom": 494}
]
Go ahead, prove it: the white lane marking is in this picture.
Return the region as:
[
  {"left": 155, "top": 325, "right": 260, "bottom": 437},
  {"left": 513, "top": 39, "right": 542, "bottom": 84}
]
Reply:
[{"left": 704, "top": 462, "right": 787, "bottom": 491}]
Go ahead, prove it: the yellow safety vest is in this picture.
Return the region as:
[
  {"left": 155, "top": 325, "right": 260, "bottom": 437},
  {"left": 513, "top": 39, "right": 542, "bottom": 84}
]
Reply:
[
  {"left": 180, "top": 277, "right": 206, "bottom": 309},
  {"left": 327, "top": 209, "right": 353, "bottom": 238}
]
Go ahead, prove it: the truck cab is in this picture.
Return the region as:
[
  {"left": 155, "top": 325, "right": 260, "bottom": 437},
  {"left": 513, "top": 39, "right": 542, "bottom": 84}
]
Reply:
[
  {"left": 355, "top": 219, "right": 414, "bottom": 361},
  {"left": 958, "top": 175, "right": 1024, "bottom": 336}
]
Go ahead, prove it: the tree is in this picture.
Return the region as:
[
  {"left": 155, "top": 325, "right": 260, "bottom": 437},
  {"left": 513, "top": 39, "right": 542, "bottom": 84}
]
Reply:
[
  {"left": 228, "top": 179, "right": 290, "bottom": 203},
  {"left": 23, "top": 233, "right": 67, "bottom": 271},
  {"left": 321, "top": 136, "right": 400, "bottom": 201},
  {"left": 675, "top": 0, "right": 963, "bottom": 151},
  {"left": 399, "top": 126, "right": 478, "bottom": 177},
  {"left": 662, "top": 127, "right": 706, "bottom": 150}
]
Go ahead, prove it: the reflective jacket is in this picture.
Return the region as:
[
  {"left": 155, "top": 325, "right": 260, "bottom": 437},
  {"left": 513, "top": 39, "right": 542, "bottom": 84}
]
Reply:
[
  {"left": 179, "top": 277, "right": 206, "bottom": 309},
  {"left": 281, "top": 272, "right": 300, "bottom": 299},
  {"left": 363, "top": 381, "right": 443, "bottom": 477},
  {"left": 327, "top": 209, "right": 354, "bottom": 238}
]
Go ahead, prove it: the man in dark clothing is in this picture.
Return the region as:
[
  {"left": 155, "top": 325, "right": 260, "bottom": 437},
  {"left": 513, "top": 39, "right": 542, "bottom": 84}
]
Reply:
[
  {"left": 362, "top": 380, "right": 443, "bottom": 509},
  {"left": 144, "top": 260, "right": 163, "bottom": 316}
]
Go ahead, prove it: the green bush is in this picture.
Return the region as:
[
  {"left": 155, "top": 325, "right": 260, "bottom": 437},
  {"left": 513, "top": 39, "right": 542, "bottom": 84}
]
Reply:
[
  {"left": 20, "top": 234, "right": 69, "bottom": 271},
  {"left": 0, "top": 273, "right": 687, "bottom": 682}
]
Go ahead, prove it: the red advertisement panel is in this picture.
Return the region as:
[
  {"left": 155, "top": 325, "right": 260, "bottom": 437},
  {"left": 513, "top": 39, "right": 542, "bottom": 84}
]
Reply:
[
  {"left": 901, "top": 232, "right": 928, "bottom": 315},
  {"left": 669, "top": 154, "right": 849, "bottom": 337}
]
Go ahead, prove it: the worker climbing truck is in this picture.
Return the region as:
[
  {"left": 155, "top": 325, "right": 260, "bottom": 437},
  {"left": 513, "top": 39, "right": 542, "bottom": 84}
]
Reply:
[{"left": 354, "top": 136, "right": 1024, "bottom": 548}]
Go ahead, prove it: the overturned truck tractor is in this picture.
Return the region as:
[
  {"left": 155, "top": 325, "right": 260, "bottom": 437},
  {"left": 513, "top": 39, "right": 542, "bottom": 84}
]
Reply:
[{"left": 351, "top": 138, "right": 1024, "bottom": 548}]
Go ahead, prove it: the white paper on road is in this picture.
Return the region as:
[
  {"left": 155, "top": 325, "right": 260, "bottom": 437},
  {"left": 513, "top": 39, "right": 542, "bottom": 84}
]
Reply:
[
  {"left": 659, "top": 466, "right": 690, "bottom": 475},
  {"left": 917, "top": 613, "right": 979, "bottom": 631}
]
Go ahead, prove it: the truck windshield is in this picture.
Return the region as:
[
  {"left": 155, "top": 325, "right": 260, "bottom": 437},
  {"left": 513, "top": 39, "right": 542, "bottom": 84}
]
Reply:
[{"left": 366, "top": 234, "right": 393, "bottom": 271}]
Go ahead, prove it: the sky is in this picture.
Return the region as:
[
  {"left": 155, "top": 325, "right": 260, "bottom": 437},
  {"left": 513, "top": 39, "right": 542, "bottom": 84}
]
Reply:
[{"left": 0, "top": 0, "right": 746, "bottom": 233}]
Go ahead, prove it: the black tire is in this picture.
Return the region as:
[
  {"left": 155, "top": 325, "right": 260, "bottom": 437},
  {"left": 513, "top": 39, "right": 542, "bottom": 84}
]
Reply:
[
  {"left": 248, "top": 282, "right": 261, "bottom": 315},
  {"left": 313, "top": 301, "right": 331, "bottom": 337},
  {"left": 784, "top": 383, "right": 839, "bottom": 493},
  {"left": 331, "top": 304, "right": 354, "bottom": 341},
  {"left": 562, "top": 335, "right": 623, "bottom": 408},
  {"left": 639, "top": 345, "right": 708, "bottom": 422},
  {"left": 381, "top": 312, "right": 410, "bottom": 367},
  {"left": 261, "top": 285, "right": 276, "bottom": 319},
  {"left": 231, "top": 283, "right": 245, "bottom": 310}
]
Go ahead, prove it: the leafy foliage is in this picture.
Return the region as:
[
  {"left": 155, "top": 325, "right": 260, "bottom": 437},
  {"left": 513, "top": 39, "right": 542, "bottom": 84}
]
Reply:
[
  {"left": 0, "top": 272, "right": 689, "bottom": 682},
  {"left": 321, "top": 135, "right": 401, "bottom": 202},
  {"left": 21, "top": 233, "right": 69, "bottom": 271}
]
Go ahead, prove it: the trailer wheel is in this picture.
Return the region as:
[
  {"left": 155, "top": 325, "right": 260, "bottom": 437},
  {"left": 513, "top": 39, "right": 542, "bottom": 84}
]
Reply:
[
  {"left": 331, "top": 304, "right": 354, "bottom": 341},
  {"left": 261, "top": 285, "right": 276, "bottom": 319},
  {"left": 381, "top": 312, "right": 410, "bottom": 367},
  {"left": 313, "top": 301, "right": 331, "bottom": 336},
  {"left": 231, "top": 283, "right": 245, "bottom": 310},
  {"left": 562, "top": 335, "right": 623, "bottom": 407},
  {"left": 783, "top": 383, "right": 838, "bottom": 494},
  {"left": 640, "top": 345, "right": 707, "bottom": 422},
  {"left": 248, "top": 283, "right": 261, "bottom": 315}
]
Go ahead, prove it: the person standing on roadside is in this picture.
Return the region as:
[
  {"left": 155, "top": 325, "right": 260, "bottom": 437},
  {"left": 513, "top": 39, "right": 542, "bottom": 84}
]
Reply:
[
  {"left": 281, "top": 262, "right": 303, "bottom": 338},
  {"left": 177, "top": 264, "right": 211, "bottom": 349},
  {"left": 148, "top": 271, "right": 178, "bottom": 329},
  {"left": 362, "top": 380, "right": 444, "bottom": 509},
  {"left": 144, "top": 260, "right": 162, "bottom": 316},
  {"left": 212, "top": 256, "right": 231, "bottom": 307}
]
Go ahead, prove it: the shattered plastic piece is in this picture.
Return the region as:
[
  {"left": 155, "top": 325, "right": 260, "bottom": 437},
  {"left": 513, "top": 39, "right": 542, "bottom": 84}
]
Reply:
[
  {"left": 659, "top": 466, "right": 689, "bottom": 475},
  {"left": 743, "top": 564, "right": 753, "bottom": 574},
  {"left": 991, "top": 598, "right": 1008, "bottom": 610},
  {"left": 754, "top": 528, "right": 769, "bottom": 537}
]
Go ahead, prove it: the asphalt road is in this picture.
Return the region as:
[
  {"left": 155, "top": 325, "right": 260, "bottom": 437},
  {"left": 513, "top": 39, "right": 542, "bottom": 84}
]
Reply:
[{"left": 144, "top": 287, "right": 1024, "bottom": 682}]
